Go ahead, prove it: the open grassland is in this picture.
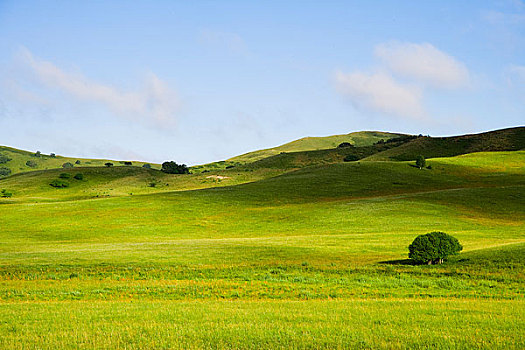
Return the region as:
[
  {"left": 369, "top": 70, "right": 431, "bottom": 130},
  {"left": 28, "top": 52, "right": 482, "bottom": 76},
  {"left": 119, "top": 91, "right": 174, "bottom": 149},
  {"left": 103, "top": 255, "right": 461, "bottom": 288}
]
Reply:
[{"left": 0, "top": 151, "right": 523, "bottom": 348}]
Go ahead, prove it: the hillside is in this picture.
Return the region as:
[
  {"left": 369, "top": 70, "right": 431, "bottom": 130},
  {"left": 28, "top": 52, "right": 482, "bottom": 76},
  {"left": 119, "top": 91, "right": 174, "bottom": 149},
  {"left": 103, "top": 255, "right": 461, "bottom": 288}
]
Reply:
[
  {"left": 228, "top": 130, "right": 403, "bottom": 163},
  {"left": 364, "top": 126, "right": 525, "bottom": 161},
  {"left": 0, "top": 145, "right": 160, "bottom": 177},
  {"left": 191, "top": 131, "right": 404, "bottom": 173},
  {"left": 0, "top": 147, "right": 523, "bottom": 348}
]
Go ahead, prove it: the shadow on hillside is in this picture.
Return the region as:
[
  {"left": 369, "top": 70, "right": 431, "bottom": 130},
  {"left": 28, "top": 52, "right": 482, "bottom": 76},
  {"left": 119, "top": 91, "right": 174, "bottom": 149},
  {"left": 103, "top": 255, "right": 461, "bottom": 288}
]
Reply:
[{"left": 379, "top": 259, "right": 417, "bottom": 266}]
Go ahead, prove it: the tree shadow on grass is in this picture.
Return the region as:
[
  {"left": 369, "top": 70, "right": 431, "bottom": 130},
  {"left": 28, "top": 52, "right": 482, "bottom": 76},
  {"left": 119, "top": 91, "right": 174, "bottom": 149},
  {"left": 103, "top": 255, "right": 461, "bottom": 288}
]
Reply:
[{"left": 378, "top": 259, "right": 417, "bottom": 266}]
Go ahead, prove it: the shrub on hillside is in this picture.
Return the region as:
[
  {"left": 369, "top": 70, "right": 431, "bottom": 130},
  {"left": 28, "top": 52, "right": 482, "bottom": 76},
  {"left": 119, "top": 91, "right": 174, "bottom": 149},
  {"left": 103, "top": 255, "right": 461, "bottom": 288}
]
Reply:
[
  {"left": 1, "top": 189, "right": 12, "bottom": 198},
  {"left": 59, "top": 173, "right": 71, "bottom": 179},
  {"left": 0, "top": 154, "right": 11, "bottom": 164},
  {"left": 105, "top": 162, "right": 114, "bottom": 167},
  {"left": 75, "top": 160, "right": 81, "bottom": 165},
  {"left": 0, "top": 167, "right": 11, "bottom": 177},
  {"left": 338, "top": 142, "right": 353, "bottom": 148},
  {"left": 343, "top": 154, "right": 360, "bottom": 162},
  {"left": 124, "top": 161, "right": 132, "bottom": 166},
  {"left": 415, "top": 155, "right": 426, "bottom": 169},
  {"left": 26, "top": 160, "right": 37, "bottom": 168},
  {"left": 34, "top": 151, "right": 41, "bottom": 157},
  {"left": 161, "top": 161, "right": 189, "bottom": 174},
  {"left": 408, "top": 232, "right": 462, "bottom": 265},
  {"left": 74, "top": 173, "right": 84, "bottom": 180},
  {"left": 50, "top": 153, "right": 56, "bottom": 158},
  {"left": 142, "top": 163, "right": 152, "bottom": 169},
  {"left": 50, "top": 180, "right": 69, "bottom": 188},
  {"left": 62, "top": 162, "right": 74, "bottom": 169}
]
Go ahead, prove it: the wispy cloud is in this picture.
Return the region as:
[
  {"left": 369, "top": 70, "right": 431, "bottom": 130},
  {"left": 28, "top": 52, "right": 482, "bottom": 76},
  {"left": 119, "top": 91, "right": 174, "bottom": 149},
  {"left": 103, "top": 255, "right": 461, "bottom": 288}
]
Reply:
[
  {"left": 17, "top": 47, "right": 180, "bottom": 128},
  {"left": 335, "top": 71, "right": 425, "bottom": 120},
  {"left": 375, "top": 42, "right": 470, "bottom": 89},
  {"left": 335, "top": 41, "right": 471, "bottom": 122}
]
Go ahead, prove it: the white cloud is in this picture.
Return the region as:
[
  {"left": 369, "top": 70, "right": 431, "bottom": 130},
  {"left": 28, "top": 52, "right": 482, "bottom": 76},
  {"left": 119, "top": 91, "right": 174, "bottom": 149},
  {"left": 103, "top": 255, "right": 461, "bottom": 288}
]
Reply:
[
  {"left": 375, "top": 42, "right": 470, "bottom": 89},
  {"left": 335, "top": 71, "right": 425, "bottom": 120},
  {"left": 18, "top": 47, "right": 180, "bottom": 128}
]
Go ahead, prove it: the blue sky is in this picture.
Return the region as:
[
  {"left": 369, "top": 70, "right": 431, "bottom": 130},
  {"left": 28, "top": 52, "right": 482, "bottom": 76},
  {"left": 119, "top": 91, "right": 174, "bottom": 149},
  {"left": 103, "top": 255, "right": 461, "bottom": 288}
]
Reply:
[{"left": 0, "top": 1, "right": 524, "bottom": 164}]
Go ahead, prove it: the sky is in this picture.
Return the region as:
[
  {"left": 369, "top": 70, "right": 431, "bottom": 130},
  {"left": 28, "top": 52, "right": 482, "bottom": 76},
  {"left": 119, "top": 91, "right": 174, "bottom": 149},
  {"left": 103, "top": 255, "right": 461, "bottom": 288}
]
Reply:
[{"left": 0, "top": 1, "right": 524, "bottom": 165}]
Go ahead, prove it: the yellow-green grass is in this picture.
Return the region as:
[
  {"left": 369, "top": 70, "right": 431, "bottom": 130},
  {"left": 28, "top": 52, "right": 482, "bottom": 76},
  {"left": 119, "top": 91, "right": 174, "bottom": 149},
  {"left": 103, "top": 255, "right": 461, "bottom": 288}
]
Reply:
[
  {"left": 0, "top": 145, "right": 160, "bottom": 176},
  {"left": 364, "top": 126, "right": 525, "bottom": 161},
  {"left": 0, "top": 299, "right": 523, "bottom": 349},
  {"left": 0, "top": 151, "right": 523, "bottom": 348},
  {"left": 190, "top": 131, "right": 402, "bottom": 172}
]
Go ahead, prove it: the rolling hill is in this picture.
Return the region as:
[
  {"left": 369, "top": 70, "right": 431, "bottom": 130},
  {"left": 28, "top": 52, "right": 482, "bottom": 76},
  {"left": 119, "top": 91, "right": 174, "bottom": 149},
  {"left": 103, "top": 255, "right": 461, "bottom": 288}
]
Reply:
[
  {"left": 0, "top": 128, "right": 524, "bottom": 348},
  {"left": 0, "top": 145, "right": 160, "bottom": 176},
  {"left": 364, "top": 126, "right": 525, "bottom": 161}
]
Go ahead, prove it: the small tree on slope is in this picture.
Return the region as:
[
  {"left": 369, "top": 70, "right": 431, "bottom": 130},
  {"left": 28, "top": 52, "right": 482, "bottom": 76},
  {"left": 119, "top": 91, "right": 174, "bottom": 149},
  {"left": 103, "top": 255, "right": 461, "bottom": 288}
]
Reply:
[
  {"left": 408, "top": 232, "right": 462, "bottom": 265},
  {"left": 415, "top": 155, "right": 426, "bottom": 169}
]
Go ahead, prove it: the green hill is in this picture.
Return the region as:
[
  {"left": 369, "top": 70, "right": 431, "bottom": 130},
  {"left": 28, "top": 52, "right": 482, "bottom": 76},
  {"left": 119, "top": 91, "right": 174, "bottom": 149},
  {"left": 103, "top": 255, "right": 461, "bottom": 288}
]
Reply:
[
  {"left": 0, "top": 144, "right": 523, "bottom": 348},
  {"left": 228, "top": 130, "right": 403, "bottom": 163},
  {"left": 364, "top": 126, "right": 525, "bottom": 161},
  {"left": 191, "top": 131, "right": 404, "bottom": 172},
  {"left": 0, "top": 145, "right": 160, "bottom": 177}
]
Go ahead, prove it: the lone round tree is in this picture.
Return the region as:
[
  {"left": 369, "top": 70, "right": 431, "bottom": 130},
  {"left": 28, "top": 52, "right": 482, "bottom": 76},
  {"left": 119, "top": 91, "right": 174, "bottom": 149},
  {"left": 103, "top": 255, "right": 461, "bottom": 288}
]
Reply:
[
  {"left": 408, "top": 231, "right": 462, "bottom": 265},
  {"left": 415, "top": 155, "right": 426, "bottom": 169}
]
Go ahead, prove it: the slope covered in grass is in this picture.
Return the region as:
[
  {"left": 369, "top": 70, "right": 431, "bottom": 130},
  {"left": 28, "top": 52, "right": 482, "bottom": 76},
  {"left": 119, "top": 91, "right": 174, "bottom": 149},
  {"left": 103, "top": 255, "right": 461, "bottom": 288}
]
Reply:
[
  {"left": 0, "top": 145, "right": 159, "bottom": 176},
  {"left": 0, "top": 148, "right": 523, "bottom": 349},
  {"left": 189, "top": 131, "right": 404, "bottom": 172},
  {"left": 365, "top": 126, "right": 525, "bottom": 161}
]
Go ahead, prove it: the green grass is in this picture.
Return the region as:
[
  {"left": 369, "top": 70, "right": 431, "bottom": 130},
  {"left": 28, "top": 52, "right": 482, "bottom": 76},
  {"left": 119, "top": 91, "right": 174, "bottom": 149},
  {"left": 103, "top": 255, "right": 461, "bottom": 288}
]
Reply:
[
  {"left": 0, "top": 149, "right": 523, "bottom": 348},
  {"left": 190, "top": 131, "right": 402, "bottom": 172},
  {"left": 365, "top": 126, "right": 525, "bottom": 161},
  {"left": 0, "top": 145, "right": 160, "bottom": 176}
]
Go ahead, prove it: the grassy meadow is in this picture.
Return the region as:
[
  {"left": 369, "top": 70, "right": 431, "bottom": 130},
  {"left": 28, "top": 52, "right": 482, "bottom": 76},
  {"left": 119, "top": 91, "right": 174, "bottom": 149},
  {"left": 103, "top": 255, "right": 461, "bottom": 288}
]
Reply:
[{"left": 0, "top": 149, "right": 523, "bottom": 348}]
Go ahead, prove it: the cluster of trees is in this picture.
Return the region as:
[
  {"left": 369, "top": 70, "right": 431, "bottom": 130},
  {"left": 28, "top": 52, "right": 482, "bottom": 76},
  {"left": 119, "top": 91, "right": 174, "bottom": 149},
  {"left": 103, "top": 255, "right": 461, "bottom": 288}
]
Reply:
[
  {"left": 0, "top": 167, "right": 11, "bottom": 177},
  {"left": 0, "top": 154, "right": 11, "bottom": 164},
  {"left": 409, "top": 232, "right": 462, "bottom": 265},
  {"left": 161, "top": 161, "right": 189, "bottom": 174},
  {"left": 50, "top": 173, "right": 84, "bottom": 188}
]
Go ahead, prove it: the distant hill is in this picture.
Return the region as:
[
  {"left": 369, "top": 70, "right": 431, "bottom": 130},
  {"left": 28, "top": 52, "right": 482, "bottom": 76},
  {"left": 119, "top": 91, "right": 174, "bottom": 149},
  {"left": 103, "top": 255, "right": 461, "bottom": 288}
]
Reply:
[
  {"left": 227, "top": 131, "right": 404, "bottom": 163},
  {"left": 192, "top": 131, "right": 404, "bottom": 172},
  {"left": 364, "top": 127, "right": 525, "bottom": 161},
  {"left": 0, "top": 145, "right": 159, "bottom": 177}
]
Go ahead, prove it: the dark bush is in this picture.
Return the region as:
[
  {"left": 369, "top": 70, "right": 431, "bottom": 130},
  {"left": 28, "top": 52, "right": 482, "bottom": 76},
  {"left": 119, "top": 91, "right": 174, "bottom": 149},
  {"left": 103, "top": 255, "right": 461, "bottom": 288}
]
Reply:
[
  {"left": 142, "top": 163, "right": 152, "bottom": 169},
  {"left": 408, "top": 232, "right": 462, "bottom": 265},
  {"left": 0, "top": 167, "right": 11, "bottom": 177},
  {"left": 225, "top": 165, "right": 235, "bottom": 169},
  {"left": 50, "top": 153, "right": 56, "bottom": 158},
  {"left": 124, "top": 161, "right": 132, "bottom": 166},
  {"left": 34, "top": 151, "right": 41, "bottom": 157},
  {"left": 338, "top": 142, "right": 353, "bottom": 148},
  {"left": 1, "top": 189, "right": 12, "bottom": 198},
  {"left": 75, "top": 160, "right": 81, "bottom": 165},
  {"left": 161, "top": 161, "right": 189, "bottom": 174},
  {"left": 415, "top": 155, "right": 426, "bottom": 169},
  {"left": 73, "top": 173, "right": 83, "bottom": 180},
  {"left": 105, "top": 163, "right": 114, "bottom": 167},
  {"left": 0, "top": 154, "right": 11, "bottom": 164},
  {"left": 62, "top": 162, "right": 74, "bottom": 169},
  {"left": 59, "top": 173, "right": 71, "bottom": 179},
  {"left": 50, "top": 180, "right": 69, "bottom": 188},
  {"left": 343, "top": 154, "right": 360, "bottom": 162},
  {"left": 26, "top": 160, "right": 37, "bottom": 168}
]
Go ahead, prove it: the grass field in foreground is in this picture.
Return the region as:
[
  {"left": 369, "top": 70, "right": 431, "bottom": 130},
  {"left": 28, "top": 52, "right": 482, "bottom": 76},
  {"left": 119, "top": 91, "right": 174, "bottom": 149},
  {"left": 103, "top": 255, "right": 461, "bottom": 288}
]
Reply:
[{"left": 0, "top": 151, "right": 523, "bottom": 348}]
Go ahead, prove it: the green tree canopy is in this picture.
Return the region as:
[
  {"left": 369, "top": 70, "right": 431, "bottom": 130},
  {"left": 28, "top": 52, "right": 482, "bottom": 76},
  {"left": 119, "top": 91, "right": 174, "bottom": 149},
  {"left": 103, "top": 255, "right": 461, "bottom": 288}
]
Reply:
[{"left": 408, "top": 232, "right": 462, "bottom": 265}]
